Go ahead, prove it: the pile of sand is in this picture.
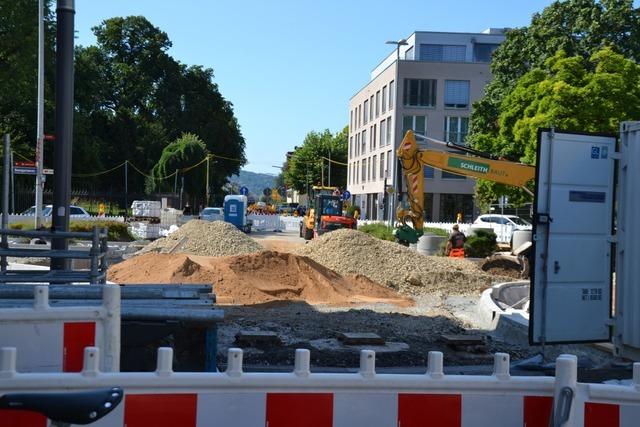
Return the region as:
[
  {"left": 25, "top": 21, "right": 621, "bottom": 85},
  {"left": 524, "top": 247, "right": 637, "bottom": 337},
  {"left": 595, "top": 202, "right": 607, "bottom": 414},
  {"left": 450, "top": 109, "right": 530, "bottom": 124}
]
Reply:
[
  {"left": 295, "top": 229, "right": 512, "bottom": 295},
  {"left": 108, "top": 251, "right": 412, "bottom": 307},
  {"left": 137, "top": 220, "right": 262, "bottom": 257}
]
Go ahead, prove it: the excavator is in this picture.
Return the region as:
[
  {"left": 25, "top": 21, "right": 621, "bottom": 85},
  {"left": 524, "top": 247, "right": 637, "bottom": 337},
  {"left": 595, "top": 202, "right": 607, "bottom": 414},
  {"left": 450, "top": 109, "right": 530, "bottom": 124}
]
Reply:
[
  {"left": 394, "top": 130, "right": 536, "bottom": 248},
  {"left": 300, "top": 186, "right": 357, "bottom": 240}
]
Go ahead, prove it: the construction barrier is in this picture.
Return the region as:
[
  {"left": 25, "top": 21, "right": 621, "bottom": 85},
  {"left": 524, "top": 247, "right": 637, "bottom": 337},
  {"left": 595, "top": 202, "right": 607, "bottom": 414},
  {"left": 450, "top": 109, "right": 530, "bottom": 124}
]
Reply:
[
  {"left": 0, "top": 285, "right": 120, "bottom": 374},
  {"left": 247, "top": 215, "right": 302, "bottom": 232},
  {"left": 0, "top": 214, "right": 125, "bottom": 224},
  {"left": 1, "top": 347, "right": 637, "bottom": 426}
]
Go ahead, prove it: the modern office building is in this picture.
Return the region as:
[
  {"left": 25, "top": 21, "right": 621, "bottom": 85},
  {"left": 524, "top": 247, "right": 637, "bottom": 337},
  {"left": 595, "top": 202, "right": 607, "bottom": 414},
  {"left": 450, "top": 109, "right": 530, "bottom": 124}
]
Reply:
[{"left": 347, "top": 29, "right": 506, "bottom": 222}]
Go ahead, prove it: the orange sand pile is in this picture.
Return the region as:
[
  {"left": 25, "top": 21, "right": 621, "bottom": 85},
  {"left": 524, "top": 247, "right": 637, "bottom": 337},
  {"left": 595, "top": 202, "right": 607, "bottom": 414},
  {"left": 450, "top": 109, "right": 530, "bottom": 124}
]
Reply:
[{"left": 108, "top": 251, "right": 412, "bottom": 306}]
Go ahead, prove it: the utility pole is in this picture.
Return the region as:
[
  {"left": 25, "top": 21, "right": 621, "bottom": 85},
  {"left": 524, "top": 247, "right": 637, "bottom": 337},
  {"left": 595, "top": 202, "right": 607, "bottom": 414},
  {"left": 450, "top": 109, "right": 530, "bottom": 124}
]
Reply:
[
  {"left": 205, "top": 155, "right": 210, "bottom": 206},
  {"left": 124, "top": 161, "right": 128, "bottom": 217},
  {"left": 10, "top": 152, "right": 14, "bottom": 214},
  {"left": 180, "top": 176, "right": 184, "bottom": 210},
  {"left": 2, "top": 135, "right": 10, "bottom": 272},
  {"left": 34, "top": 0, "right": 45, "bottom": 229},
  {"left": 173, "top": 169, "right": 178, "bottom": 194},
  {"left": 321, "top": 159, "right": 324, "bottom": 187},
  {"left": 328, "top": 149, "right": 331, "bottom": 187},
  {"left": 51, "top": 0, "right": 75, "bottom": 271}
]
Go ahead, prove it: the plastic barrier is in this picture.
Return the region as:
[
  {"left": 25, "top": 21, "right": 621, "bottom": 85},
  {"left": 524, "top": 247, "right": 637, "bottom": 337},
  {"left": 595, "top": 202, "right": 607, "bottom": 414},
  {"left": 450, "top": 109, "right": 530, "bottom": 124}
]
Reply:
[
  {"left": 3, "top": 347, "right": 638, "bottom": 426},
  {"left": 278, "top": 216, "right": 303, "bottom": 232},
  {"left": 0, "top": 214, "right": 125, "bottom": 225},
  {"left": 0, "top": 285, "right": 120, "bottom": 374},
  {"left": 247, "top": 215, "right": 302, "bottom": 232}
]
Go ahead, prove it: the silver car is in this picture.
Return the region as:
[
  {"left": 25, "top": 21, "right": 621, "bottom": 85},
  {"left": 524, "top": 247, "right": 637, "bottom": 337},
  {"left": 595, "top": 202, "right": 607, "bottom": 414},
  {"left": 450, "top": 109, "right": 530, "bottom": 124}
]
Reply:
[{"left": 199, "top": 207, "right": 223, "bottom": 222}]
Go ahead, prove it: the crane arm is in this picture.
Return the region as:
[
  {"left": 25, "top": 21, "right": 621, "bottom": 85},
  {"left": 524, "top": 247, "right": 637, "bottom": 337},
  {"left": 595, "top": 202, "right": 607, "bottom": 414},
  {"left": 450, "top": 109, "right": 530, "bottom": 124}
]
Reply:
[{"left": 395, "top": 130, "right": 535, "bottom": 239}]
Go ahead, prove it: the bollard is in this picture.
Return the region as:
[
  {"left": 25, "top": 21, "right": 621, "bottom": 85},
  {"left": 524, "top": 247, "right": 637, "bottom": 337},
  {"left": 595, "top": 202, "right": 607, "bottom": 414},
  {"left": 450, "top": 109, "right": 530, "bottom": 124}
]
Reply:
[
  {"left": 294, "top": 349, "right": 310, "bottom": 377},
  {"left": 82, "top": 347, "right": 100, "bottom": 377},
  {"left": 226, "top": 348, "right": 243, "bottom": 377},
  {"left": 359, "top": 350, "right": 376, "bottom": 378},
  {"left": 156, "top": 348, "right": 173, "bottom": 377},
  {"left": 552, "top": 354, "right": 578, "bottom": 426},
  {"left": 427, "top": 351, "right": 444, "bottom": 379},
  {"left": 0, "top": 347, "right": 17, "bottom": 378},
  {"left": 634, "top": 362, "right": 640, "bottom": 390},
  {"left": 33, "top": 286, "right": 49, "bottom": 310},
  {"left": 102, "top": 284, "right": 121, "bottom": 373},
  {"left": 493, "top": 352, "right": 510, "bottom": 380}
]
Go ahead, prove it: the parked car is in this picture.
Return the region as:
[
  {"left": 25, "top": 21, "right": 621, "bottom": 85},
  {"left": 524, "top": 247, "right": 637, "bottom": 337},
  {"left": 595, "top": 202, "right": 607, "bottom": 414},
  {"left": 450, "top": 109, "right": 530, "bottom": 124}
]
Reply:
[
  {"left": 21, "top": 205, "right": 91, "bottom": 218},
  {"left": 473, "top": 214, "right": 532, "bottom": 244},
  {"left": 199, "top": 207, "right": 223, "bottom": 222}
]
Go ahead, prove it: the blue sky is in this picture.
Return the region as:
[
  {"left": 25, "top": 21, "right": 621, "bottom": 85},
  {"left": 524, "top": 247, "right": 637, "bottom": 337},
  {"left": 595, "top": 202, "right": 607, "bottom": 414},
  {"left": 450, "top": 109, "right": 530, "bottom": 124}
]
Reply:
[{"left": 76, "top": 0, "right": 559, "bottom": 174}]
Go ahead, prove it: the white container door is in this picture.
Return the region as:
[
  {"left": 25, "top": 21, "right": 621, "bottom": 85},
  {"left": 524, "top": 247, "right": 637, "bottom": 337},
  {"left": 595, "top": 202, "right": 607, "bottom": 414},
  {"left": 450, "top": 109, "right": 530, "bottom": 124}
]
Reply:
[{"left": 530, "top": 130, "right": 615, "bottom": 344}]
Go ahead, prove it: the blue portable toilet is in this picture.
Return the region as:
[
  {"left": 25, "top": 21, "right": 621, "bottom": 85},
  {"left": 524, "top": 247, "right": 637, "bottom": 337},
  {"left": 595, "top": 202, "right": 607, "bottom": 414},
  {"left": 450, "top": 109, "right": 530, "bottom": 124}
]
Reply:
[{"left": 224, "top": 195, "right": 250, "bottom": 232}]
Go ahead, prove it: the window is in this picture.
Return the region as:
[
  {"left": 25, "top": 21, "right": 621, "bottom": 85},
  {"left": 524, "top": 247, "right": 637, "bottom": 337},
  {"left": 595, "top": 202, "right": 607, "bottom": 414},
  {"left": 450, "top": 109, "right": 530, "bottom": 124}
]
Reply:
[
  {"left": 386, "top": 117, "right": 392, "bottom": 146},
  {"left": 362, "top": 129, "right": 367, "bottom": 155},
  {"left": 474, "top": 43, "right": 500, "bottom": 62},
  {"left": 404, "top": 46, "right": 414, "bottom": 60},
  {"left": 402, "top": 115, "right": 427, "bottom": 137},
  {"left": 362, "top": 158, "right": 367, "bottom": 182},
  {"left": 363, "top": 100, "right": 369, "bottom": 125},
  {"left": 444, "top": 116, "right": 469, "bottom": 144},
  {"left": 381, "top": 86, "right": 387, "bottom": 113},
  {"left": 368, "top": 157, "right": 372, "bottom": 181},
  {"left": 375, "top": 91, "right": 380, "bottom": 117},
  {"left": 356, "top": 160, "right": 360, "bottom": 183},
  {"left": 372, "top": 155, "right": 377, "bottom": 180},
  {"left": 370, "top": 95, "right": 374, "bottom": 121},
  {"left": 403, "top": 79, "right": 436, "bottom": 107},
  {"left": 372, "top": 124, "right": 376, "bottom": 150},
  {"left": 424, "top": 166, "right": 435, "bottom": 179},
  {"left": 380, "top": 119, "right": 387, "bottom": 147},
  {"left": 349, "top": 136, "right": 353, "bottom": 158},
  {"left": 386, "top": 151, "right": 392, "bottom": 178},
  {"left": 420, "top": 44, "right": 466, "bottom": 62},
  {"left": 389, "top": 80, "right": 395, "bottom": 110},
  {"left": 357, "top": 105, "right": 361, "bottom": 128},
  {"left": 444, "top": 80, "right": 470, "bottom": 109},
  {"left": 350, "top": 110, "right": 353, "bottom": 130},
  {"left": 70, "top": 207, "right": 85, "bottom": 215},
  {"left": 380, "top": 154, "right": 385, "bottom": 179},
  {"left": 439, "top": 194, "right": 474, "bottom": 222},
  {"left": 355, "top": 133, "right": 360, "bottom": 156}
]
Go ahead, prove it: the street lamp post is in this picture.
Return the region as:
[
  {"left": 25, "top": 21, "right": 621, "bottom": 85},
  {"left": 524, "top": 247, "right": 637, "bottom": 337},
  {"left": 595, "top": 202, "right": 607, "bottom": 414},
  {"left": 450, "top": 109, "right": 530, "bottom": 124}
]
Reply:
[{"left": 384, "top": 39, "right": 408, "bottom": 224}]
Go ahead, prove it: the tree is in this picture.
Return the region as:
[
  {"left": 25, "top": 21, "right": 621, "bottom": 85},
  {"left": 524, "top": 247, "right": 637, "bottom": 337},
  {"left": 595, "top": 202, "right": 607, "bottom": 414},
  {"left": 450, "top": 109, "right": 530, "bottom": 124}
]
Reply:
[
  {"left": 284, "top": 126, "right": 348, "bottom": 194},
  {"left": 475, "top": 48, "right": 640, "bottom": 205},
  {"left": 148, "top": 133, "right": 208, "bottom": 200},
  {"left": 469, "top": 0, "right": 640, "bottom": 204}
]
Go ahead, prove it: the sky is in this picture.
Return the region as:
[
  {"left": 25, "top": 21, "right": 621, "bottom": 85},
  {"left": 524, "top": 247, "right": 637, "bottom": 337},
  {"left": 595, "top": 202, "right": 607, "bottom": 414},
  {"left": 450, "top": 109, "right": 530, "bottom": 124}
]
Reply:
[{"left": 75, "top": 0, "right": 559, "bottom": 174}]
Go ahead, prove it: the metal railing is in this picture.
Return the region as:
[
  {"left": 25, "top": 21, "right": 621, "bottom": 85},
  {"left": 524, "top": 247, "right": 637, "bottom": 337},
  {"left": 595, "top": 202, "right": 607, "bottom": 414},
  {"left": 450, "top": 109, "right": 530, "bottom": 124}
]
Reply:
[{"left": 0, "top": 226, "right": 109, "bottom": 284}]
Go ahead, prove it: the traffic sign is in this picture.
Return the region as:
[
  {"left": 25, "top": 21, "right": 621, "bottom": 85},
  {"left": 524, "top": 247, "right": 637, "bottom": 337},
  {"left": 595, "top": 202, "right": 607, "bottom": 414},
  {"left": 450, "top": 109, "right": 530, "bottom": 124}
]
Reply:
[
  {"left": 14, "top": 167, "right": 36, "bottom": 175},
  {"left": 239, "top": 186, "right": 249, "bottom": 196},
  {"left": 278, "top": 186, "right": 287, "bottom": 197},
  {"left": 43, "top": 168, "right": 54, "bottom": 175},
  {"left": 14, "top": 161, "right": 35, "bottom": 167},
  {"left": 341, "top": 190, "right": 351, "bottom": 201},
  {"left": 262, "top": 187, "right": 271, "bottom": 197}
]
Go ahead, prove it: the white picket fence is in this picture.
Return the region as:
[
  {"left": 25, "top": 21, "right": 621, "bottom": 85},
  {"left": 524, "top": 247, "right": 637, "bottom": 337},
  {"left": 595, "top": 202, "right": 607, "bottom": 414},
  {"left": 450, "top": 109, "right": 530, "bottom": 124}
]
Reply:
[{"left": 357, "top": 220, "right": 519, "bottom": 243}]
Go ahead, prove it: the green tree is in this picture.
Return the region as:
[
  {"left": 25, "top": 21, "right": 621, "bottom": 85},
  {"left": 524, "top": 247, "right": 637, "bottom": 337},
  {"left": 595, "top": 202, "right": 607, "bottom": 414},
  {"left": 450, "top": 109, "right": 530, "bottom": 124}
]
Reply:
[
  {"left": 470, "top": 0, "right": 640, "bottom": 204},
  {"left": 284, "top": 126, "right": 348, "bottom": 194},
  {"left": 475, "top": 48, "right": 640, "bottom": 205},
  {"left": 148, "top": 133, "right": 208, "bottom": 199}
]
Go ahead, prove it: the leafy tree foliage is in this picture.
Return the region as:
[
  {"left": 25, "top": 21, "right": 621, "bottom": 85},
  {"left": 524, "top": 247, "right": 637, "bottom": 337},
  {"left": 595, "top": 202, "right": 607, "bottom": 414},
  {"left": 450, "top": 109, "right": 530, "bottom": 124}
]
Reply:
[
  {"left": 469, "top": 0, "right": 640, "bottom": 204},
  {"left": 1, "top": 7, "right": 245, "bottom": 204},
  {"left": 283, "top": 127, "right": 348, "bottom": 194},
  {"left": 148, "top": 133, "right": 208, "bottom": 197},
  {"left": 476, "top": 48, "right": 640, "bottom": 205}
]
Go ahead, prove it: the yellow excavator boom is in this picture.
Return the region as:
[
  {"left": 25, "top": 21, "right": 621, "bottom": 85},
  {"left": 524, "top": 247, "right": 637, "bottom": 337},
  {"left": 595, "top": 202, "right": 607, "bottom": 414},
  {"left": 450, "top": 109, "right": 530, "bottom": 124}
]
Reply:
[{"left": 395, "top": 130, "right": 535, "bottom": 237}]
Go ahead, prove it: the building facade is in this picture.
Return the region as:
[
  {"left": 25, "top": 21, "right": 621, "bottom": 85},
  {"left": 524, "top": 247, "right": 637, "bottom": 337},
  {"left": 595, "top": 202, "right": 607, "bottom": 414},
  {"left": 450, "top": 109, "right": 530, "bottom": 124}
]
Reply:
[{"left": 347, "top": 29, "right": 506, "bottom": 222}]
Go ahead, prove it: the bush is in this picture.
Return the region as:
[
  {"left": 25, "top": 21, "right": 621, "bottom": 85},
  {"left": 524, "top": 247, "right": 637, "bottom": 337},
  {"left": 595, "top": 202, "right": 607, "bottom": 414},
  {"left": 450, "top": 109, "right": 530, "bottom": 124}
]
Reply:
[
  {"left": 358, "top": 223, "right": 395, "bottom": 241},
  {"left": 423, "top": 227, "right": 448, "bottom": 237},
  {"left": 70, "top": 221, "right": 133, "bottom": 242},
  {"left": 464, "top": 229, "right": 497, "bottom": 258}
]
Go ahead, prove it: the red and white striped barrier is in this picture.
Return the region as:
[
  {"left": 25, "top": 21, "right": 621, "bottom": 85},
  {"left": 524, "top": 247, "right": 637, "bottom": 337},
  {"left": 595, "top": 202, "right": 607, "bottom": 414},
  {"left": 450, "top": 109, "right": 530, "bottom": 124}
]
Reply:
[
  {"left": 3, "top": 347, "right": 638, "bottom": 426},
  {"left": 0, "top": 285, "right": 120, "bottom": 374}
]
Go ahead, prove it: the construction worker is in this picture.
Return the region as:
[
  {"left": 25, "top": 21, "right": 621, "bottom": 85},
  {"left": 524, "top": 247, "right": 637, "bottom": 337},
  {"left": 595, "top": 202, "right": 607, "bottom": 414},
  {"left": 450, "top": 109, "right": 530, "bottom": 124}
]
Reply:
[{"left": 446, "top": 224, "right": 466, "bottom": 258}]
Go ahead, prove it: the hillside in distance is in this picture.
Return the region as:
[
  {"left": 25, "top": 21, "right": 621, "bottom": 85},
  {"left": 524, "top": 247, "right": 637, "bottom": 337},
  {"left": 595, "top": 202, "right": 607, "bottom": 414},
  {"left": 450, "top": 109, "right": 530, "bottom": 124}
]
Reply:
[{"left": 229, "top": 170, "right": 277, "bottom": 196}]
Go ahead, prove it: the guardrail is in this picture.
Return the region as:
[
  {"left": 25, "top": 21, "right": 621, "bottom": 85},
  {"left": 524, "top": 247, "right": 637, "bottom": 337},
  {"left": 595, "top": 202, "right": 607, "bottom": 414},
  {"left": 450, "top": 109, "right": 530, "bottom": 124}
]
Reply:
[
  {"left": 0, "top": 285, "right": 120, "bottom": 373},
  {"left": 0, "top": 347, "right": 637, "bottom": 426},
  {"left": 0, "top": 226, "right": 109, "bottom": 284}
]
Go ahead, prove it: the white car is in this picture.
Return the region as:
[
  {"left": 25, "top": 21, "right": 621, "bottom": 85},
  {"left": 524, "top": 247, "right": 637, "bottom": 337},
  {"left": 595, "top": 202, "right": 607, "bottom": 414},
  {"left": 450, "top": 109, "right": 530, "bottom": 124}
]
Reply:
[
  {"left": 199, "top": 207, "right": 223, "bottom": 222},
  {"left": 473, "top": 214, "right": 532, "bottom": 243},
  {"left": 21, "top": 205, "right": 91, "bottom": 218}
]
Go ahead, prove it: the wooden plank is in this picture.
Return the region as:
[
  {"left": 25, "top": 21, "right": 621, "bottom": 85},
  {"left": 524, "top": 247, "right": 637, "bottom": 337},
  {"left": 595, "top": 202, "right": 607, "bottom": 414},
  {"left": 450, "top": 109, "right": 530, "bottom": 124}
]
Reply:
[{"left": 337, "top": 332, "right": 385, "bottom": 346}]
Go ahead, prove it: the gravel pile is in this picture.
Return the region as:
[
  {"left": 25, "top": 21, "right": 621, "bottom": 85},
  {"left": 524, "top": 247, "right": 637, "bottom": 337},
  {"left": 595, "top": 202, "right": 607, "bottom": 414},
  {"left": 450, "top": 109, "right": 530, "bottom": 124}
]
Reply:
[
  {"left": 137, "top": 220, "right": 262, "bottom": 257},
  {"left": 295, "top": 229, "right": 511, "bottom": 296}
]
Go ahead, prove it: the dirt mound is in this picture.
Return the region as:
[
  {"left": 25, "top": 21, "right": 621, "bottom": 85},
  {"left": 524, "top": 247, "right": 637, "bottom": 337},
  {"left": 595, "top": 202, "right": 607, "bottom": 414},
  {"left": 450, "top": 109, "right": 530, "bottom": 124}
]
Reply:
[
  {"left": 295, "top": 229, "right": 512, "bottom": 295},
  {"left": 108, "top": 251, "right": 412, "bottom": 307},
  {"left": 137, "top": 220, "right": 262, "bottom": 257}
]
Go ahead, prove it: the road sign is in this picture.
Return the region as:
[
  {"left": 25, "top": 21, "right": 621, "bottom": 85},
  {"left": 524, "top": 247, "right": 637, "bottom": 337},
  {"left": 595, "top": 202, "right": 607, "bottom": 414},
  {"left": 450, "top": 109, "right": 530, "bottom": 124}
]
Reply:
[
  {"left": 278, "top": 187, "right": 287, "bottom": 197},
  {"left": 341, "top": 190, "right": 351, "bottom": 201},
  {"left": 239, "top": 186, "right": 249, "bottom": 196},
  {"left": 43, "top": 168, "right": 53, "bottom": 175},
  {"left": 14, "top": 161, "right": 35, "bottom": 167},
  {"left": 14, "top": 167, "right": 36, "bottom": 175},
  {"left": 262, "top": 187, "right": 271, "bottom": 197}
]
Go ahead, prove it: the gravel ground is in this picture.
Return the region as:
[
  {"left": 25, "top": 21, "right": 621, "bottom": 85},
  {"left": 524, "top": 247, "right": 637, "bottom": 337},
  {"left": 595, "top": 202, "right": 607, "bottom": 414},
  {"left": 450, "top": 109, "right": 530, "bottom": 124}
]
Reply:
[
  {"left": 137, "top": 220, "right": 263, "bottom": 257},
  {"left": 296, "top": 229, "right": 513, "bottom": 296}
]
